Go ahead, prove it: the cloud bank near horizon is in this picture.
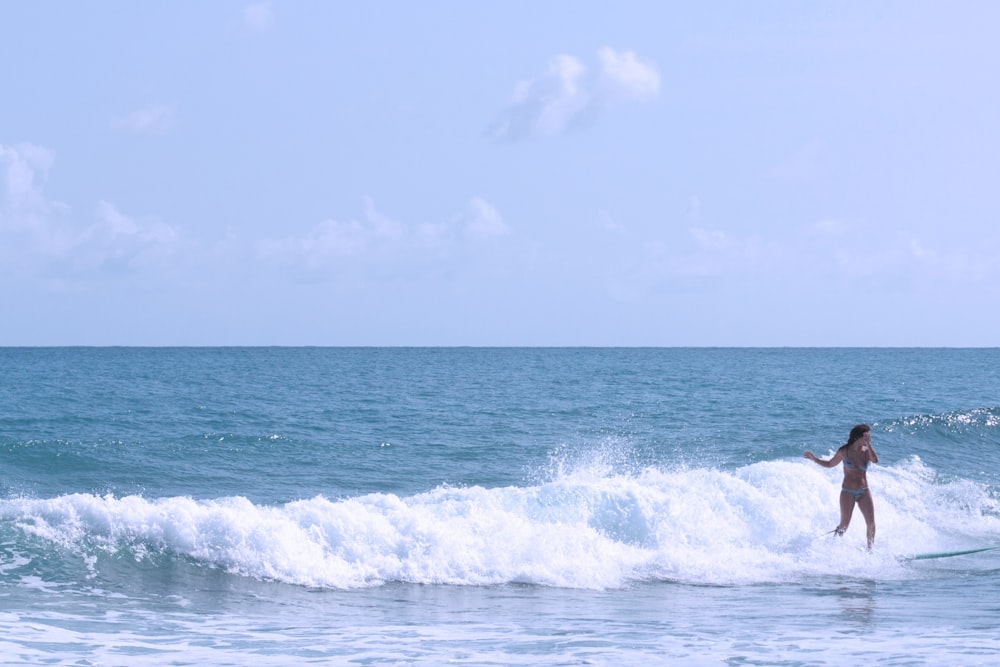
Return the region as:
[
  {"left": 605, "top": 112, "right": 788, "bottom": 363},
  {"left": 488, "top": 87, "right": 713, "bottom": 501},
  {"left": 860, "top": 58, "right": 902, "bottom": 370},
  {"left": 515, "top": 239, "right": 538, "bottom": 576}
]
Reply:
[
  {"left": 3, "top": 139, "right": 996, "bottom": 301},
  {"left": 1, "top": 143, "right": 514, "bottom": 288},
  {"left": 0, "top": 144, "right": 181, "bottom": 282}
]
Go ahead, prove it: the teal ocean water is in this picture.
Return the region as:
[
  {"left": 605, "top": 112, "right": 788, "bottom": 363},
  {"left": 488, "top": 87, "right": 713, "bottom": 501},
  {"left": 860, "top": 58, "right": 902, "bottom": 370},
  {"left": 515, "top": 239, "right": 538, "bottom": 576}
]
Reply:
[{"left": 2, "top": 348, "right": 999, "bottom": 665}]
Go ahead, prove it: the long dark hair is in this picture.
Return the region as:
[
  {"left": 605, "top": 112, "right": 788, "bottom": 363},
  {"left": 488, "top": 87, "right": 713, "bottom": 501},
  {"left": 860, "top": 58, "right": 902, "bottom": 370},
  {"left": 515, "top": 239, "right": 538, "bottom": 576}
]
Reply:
[{"left": 839, "top": 423, "right": 871, "bottom": 453}]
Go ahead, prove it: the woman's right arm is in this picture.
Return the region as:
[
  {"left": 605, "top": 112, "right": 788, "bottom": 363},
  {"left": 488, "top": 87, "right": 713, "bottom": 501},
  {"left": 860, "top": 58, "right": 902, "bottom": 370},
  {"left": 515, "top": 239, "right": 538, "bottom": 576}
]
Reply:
[{"left": 803, "top": 448, "right": 844, "bottom": 468}]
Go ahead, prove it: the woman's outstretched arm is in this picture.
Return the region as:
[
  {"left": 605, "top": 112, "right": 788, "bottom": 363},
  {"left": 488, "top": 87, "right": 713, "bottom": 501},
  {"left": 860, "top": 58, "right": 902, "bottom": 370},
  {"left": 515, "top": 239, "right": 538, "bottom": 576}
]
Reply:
[{"left": 803, "top": 448, "right": 845, "bottom": 468}]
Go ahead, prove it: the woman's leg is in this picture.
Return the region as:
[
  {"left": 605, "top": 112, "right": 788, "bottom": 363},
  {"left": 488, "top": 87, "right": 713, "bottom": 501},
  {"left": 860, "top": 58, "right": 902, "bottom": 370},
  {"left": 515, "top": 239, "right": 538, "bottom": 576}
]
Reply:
[
  {"left": 836, "top": 490, "right": 856, "bottom": 535},
  {"left": 857, "top": 491, "right": 876, "bottom": 549}
]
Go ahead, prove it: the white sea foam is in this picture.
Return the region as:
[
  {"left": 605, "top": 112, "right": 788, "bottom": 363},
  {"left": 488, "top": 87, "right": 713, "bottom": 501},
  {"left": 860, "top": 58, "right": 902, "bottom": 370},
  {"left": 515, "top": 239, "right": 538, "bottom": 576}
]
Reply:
[{"left": 3, "top": 457, "right": 999, "bottom": 590}]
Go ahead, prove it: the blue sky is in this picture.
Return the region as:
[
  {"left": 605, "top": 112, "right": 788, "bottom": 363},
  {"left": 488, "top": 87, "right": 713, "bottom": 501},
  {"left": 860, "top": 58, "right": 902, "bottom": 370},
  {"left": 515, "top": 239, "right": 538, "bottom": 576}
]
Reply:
[{"left": 2, "top": 2, "right": 998, "bottom": 346}]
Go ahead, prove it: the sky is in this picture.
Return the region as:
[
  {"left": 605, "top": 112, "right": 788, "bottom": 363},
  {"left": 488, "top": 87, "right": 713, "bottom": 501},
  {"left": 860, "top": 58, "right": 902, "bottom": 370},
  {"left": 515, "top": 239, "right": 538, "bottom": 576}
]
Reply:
[{"left": 2, "top": 1, "right": 999, "bottom": 346}]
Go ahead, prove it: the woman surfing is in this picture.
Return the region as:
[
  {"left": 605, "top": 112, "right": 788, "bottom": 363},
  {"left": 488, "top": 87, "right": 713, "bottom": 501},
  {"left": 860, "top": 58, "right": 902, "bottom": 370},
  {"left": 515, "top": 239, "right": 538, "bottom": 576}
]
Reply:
[{"left": 804, "top": 424, "right": 879, "bottom": 550}]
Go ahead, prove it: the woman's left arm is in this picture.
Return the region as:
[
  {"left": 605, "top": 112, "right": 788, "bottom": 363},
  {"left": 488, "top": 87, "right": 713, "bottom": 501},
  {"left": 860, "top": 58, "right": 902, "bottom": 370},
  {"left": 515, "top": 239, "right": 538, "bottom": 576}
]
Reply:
[{"left": 865, "top": 444, "right": 879, "bottom": 464}]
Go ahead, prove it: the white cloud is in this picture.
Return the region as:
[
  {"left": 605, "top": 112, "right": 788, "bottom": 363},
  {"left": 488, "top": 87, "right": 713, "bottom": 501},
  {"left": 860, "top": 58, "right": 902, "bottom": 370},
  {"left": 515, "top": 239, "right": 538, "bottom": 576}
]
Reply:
[
  {"left": 1, "top": 143, "right": 73, "bottom": 260},
  {"left": 828, "top": 230, "right": 989, "bottom": 283},
  {"left": 643, "top": 221, "right": 1000, "bottom": 294},
  {"left": 487, "top": 47, "right": 660, "bottom": 142},
  {"left": 598, "top": 210, "right": 626, "bottom": 233},
  {"left": 243, "top": 3, "right": 273, "bottom": 31},
  {"left": 459, "top": 197, "right": 509, "bottom": 238},
  {"left": 362, "top": 195, "right": 404, "bottom": 240},
  {"left": 256, "top": 218, "right": 366, "bottom": 272},
  {"left": 4, "top": 144, "right": 518, "bottom": 289},
  {"left": 690, "top": 227, "right": 737, "bottom": 252},
  {"left": 77, "top": 201, "right": 179, "bottom": 271},
  {"left": 257, "top": 196, "right": 510, "bottom": 274},
  {"left": 1, "top": 143, "right": 60, "bottom": 227},
  {"left": 596, "top": 47, "right": 661, "bottom": 100},
  {"left": 112, "top": 104, "right": 175, "bottom": 134},
  {"left": 256, "top": 198, "right": 405, "bottom": 270},
  {"left": 0, "top": 144, "right": 180, "bottom": 277},
  {"left": 810, "top": 218, "right": 847, "bottom": 235},
  {"left": 651, "top": 227, "right": 785, "bottom": 280}
]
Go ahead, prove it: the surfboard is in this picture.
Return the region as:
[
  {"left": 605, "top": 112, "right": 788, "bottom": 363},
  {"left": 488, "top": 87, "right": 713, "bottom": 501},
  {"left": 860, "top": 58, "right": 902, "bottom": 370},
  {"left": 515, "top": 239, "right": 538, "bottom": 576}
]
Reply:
[{"left": 906, "top": 545, "right": 1000, "bottom": 561}]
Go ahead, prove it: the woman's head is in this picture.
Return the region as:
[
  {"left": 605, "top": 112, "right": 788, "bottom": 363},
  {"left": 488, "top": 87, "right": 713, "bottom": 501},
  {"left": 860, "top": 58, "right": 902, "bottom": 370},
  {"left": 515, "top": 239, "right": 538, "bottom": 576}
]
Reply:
[{"left": 847, "top": 423, "right": 871, "bottom": 446}]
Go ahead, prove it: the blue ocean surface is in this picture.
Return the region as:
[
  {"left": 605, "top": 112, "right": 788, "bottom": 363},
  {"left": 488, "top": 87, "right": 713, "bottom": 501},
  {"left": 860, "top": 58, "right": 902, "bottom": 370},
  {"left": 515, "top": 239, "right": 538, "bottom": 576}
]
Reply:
[{"left": 2, "top": 347, "right": 999, "bottom": 665}]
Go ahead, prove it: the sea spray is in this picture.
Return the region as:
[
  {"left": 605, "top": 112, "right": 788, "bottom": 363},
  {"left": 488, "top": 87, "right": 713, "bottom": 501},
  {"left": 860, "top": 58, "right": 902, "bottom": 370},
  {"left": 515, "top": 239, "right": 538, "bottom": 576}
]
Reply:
[{"left": 4, "top": 457, "right": 998, "bottom": 590}]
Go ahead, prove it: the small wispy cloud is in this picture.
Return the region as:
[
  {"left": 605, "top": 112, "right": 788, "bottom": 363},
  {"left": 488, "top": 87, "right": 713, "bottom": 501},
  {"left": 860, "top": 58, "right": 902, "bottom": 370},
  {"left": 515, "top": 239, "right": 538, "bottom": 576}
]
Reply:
[
  {"left": 596, "top": 47, "right": 661, "bottom": 101},
  {"left": 657, "top": 227, "right": 783, "bottom": 280},
  {"left": 597, "top": 210, "right": 626, "bottom": 234},
  {"left": 362, "top": 195, "right": 404, "bottom": 241},
  {"left": 112, "top": 104, "right": 175, "bottom": 134},
  {"left": 243, "top": 3, "right": 273, "bottom": 31},
  {"left": 810, "top": 218, "right": 847, "bottom": 235},
  {"left": 487, "top": 47, "right": 660, "bottom": 142},
  {"left": 257, "top": 219, "right": 365, "bottom": 271},
  {"left": 458, "top": 197, "right": 509, "bottom": 238},
  {"left": 257, "top": 196, "right": 511, "bottom": 275},
  {"left": 79, "top": 201, "right": 180, "bottom": 271},
  {"left": 690, "top": 227, "right": 738, "bottom": 252},
  {"left": 255, "top": 198, "right": 401, "bottom": 271}
]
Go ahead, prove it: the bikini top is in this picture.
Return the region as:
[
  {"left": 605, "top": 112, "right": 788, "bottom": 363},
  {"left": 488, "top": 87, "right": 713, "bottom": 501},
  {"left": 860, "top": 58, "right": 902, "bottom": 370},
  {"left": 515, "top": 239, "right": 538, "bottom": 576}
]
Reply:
[{"left": 843, "top": 454, "right": 869, "bottom": 471}]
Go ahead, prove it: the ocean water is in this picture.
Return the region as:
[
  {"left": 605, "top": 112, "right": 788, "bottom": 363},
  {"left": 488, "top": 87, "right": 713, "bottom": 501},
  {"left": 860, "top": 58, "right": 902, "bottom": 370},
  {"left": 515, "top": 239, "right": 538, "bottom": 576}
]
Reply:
[{"left": 2, "top": 347, "right": 999, "bottom": 666}]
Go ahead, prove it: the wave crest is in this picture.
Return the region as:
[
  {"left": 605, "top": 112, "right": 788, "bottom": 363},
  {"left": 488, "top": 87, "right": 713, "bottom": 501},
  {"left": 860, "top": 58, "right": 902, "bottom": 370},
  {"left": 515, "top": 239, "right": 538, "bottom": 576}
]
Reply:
[{"left": 3, "top": 458, "right": 999, "bottom": 589}]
